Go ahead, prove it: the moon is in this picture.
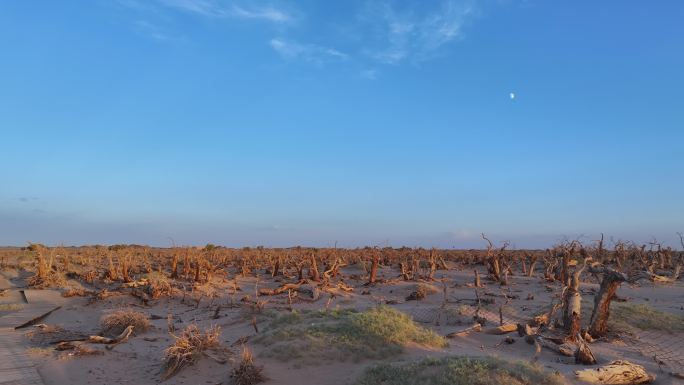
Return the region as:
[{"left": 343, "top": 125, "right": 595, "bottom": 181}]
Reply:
[{"left": 509, "top": 92, "right": 516, "bottom": 100}]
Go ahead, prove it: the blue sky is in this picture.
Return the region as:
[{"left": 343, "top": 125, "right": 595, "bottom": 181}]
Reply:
[{"left": 1, "top": 1, "right": 683, "bottom": 248}]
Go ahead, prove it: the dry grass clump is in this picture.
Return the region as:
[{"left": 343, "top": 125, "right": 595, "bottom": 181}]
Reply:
[
  {"left": 406, "top": 283, "right": 439, "bottom": 301},
  {"left": 610, "top": 303, "right": 684, "bottom": 333},
  {"left": 163, "top": 324, "right": 221, "bottom": 379},
  {"left": 27, "top": 245, "right": 67, "bottom": 288},
  {"left": 0, "top": 303, "right": 24, "bottom": 311},
  {"left": 145, "top": 272, "right": 173, "bottom": 299},
  {"left": 231, "top": 346, "right": 265, "bottom": 385},
  {"left": 101, "top": 310, "right": 150, "bottom": 337},
  {"left": 256, "top": 307, "right": 446, "bottom": 363},
  {"left": 355, "top": 356, "right": 566, "bottom": 385}
]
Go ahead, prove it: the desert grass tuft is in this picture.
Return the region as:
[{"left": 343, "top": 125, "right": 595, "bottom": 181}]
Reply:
[
  {"left": 406, "top": 283, "right": 438, "bottom": 301},
  {"left": 231, "top": 345, "right": 266, "bottom": 385},
  {"left": 256, "top": 306, "right": 446, "bottom": 363},
  {"left": 355, "top": 356, "right": 566, "bottom": 385},
  {"left": 0, "top": 303, "right": 24, "bottom": 311},
  {"left": 101, "top": 310, "right": 150, "bottom": 337},
  {"left": 609, "top": 303, "right": 684, "bottom": 333},
  {"left": 163, "top": 324, "right": 221, "bottom": 379}
]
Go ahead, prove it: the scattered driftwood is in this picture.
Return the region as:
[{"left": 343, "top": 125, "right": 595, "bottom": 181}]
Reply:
[
  {"left": 575, "top": 334, "right": 597, "bottom": 365},
  {"left": 15, "top": 306, "right": 62, "bottom": 330},
  {"left": 484, "top": 323, "right": 518, "bottom": 335},
  {"left": 446, "top": 323, "right": 481, "bottom": 338},
  {"left": 537, "top": 337, "right": 575, "bottom": 357},
  {"left": 258, "top": 282, "right": 303, "bottom": 296},
  {"left": 517, "top": 323, "right": 533, "bottom": 337},
  {"left": 88, "top": 325, "right": 134, "bottom": 345},
  {"left": 575, "top": 360, "right": 654, "bottom": 384}
]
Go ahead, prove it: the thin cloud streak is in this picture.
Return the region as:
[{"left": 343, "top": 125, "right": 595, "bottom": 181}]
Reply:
[
  {"left": 157, "top": 0, "right": 294, "bottom": 23},
  {"left": 270, "top": 38, "right": 348, "bottom": 64}
]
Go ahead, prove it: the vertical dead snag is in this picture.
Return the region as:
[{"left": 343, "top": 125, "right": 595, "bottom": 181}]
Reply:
[
  {"left": 107, "top": 252, "right": 118, "bottom": 281},
  {"left": 474, "top": 270, "right": 482, "bottom": 288},
  {"left": 482, "top": 233, "right": 501, "bottom": 282},
  {"left": 271, "top": 255, "right": 281, "bottom": 277},
  {"left": 528, "top": 253, "right": 538, "bottom": 277},
  {"left": 400, "top": 261, "right": 410, "bottom": 280},
  {"left": 427, "top": 248, "right": 437, "bottom": 280},
  {"left": 309, "top": 252, "right": 320, "bottom": 282},
  {"left": 588, "top": 266, "right": 627, "bottom": 338},
  {"left": 368, "top": 251, "right": 379, "bottom": 285},
  {"left": 563, "top": 254, "right": 588, "bottom": 341},
  {"left": 194, "top": 256, "right": 202, "bottom": 283}
]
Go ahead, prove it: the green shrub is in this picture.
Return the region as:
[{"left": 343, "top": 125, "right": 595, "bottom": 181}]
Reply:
[
  {"left": 355, "top": 356, "right": 566, "bottom": 385},
  {"left": 255, "top": 306, "right": 446, "bottom": 363}
]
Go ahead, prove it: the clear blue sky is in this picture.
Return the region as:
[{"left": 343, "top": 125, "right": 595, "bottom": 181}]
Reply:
[{"left": 1, "top": 1, "right": 683, "bottom": 248}]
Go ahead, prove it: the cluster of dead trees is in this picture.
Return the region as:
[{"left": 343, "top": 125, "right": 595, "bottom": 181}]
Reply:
[{"left": 14, "top": 235, "right": 683, "bottom": 298}]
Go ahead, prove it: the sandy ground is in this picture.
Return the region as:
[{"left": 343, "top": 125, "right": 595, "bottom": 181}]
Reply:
[{"left": 2, "top": 265, "right": 684, "bottom": 385}]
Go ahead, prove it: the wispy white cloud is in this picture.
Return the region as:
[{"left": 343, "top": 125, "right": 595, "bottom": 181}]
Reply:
[
  {"left": 231, "top": 5, "right": 292, "bottom": 23},
  {"left": 270, "top": 38, "right": 348, "bottom": 64},
  {"left": 133, "top": 20, "right": 173, "bottom": 41},
  {"left": 157, "top": 0, "right": 294, "bottom": 23},
  {"left": 115, "top": 0, "right": 478, "bottom": 72},
  {"left": 360, "top": 69, "right": 378, "bottom": 80},
  {"left": 362, "top": 1, "right": 475, "bottom": 64}
]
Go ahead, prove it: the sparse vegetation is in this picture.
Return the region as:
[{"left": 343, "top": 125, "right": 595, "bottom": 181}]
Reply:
[
  {"left": 610, "top": 303, "right": 684, "bottom": 333},
  {"left": 406, "top": 283, "right": 438, "bottom": 301},
  {"left": 101, "top": 310, "right": 150, "bottom": 337},
  {"left": 0, "top": 238, "right": 682, "bottom": 385},
  {"left": 163, "top": 324, "right": 221, "bottom": 379},
  {"left": 231, "top": 346, "right": 266, "bottom": 385},
  {"left": 355, "top": 356, "right": 566, "bottom": 385},
  {"left": 256, "top": 306, "right": 446, "bottom": 363},
  {"left": 0, "top": 303, "right": 24, "bottom": 311}
]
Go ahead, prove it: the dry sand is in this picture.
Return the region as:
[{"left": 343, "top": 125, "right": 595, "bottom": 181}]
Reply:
[{"left": 1, "top": 264, "right": 683, "bottom": 385}]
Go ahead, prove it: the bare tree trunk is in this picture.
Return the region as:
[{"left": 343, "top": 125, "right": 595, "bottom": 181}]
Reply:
[
  {"left": 309, "top": 253, "right": 320, "bottom": 282},
  {"left": 563, "top": 268, "right": 583, "bottom": 340},
  {"left": 528, "top": 254, "right": 538, "bottom": 277},
  {"left": 368, "top": 253, "right": 379, "bottom": 284},
  {"left": 588, "top": 268, "right": 627, "bottom": 338},
  {"left": 474, "top": 270, "right": 482, "bottom": 288},
  {"left": 272, "top": 255, "right": 281, "bottom": 277}
]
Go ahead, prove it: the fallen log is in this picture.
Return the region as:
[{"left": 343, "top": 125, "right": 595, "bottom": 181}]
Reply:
[
  {"left": 446, "top": 323, "right": 481, "bottom": 338},
  {"left": 258, "top": 282, "right": 302, "bottom": 296},
  {"left": 575, "top": 360, "right": 654, "bottom": 384},
  {"left": 537, "top": 337, "right": 575, "bottom": 357},
  {"left": 484, "top": 323, "right": 518, "bottom": 335}
]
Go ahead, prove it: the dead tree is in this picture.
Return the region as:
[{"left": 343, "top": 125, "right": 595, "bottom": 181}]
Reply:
[
  {"left": 563, "top": 256, "right": 588, "bottom": 341},
  {"left": 271, "top": 255, "right": 281, "bottom": 277},
  {"left": 309, "top": 252, "right": 320, "bottom": 282},
  {"left": 368, "top": 252, "right": 379, "bottom": 285},
  {"left": 482, "top": 233, "right": 507, "bottom": 284},
  {"left": 427, "top": 249, "right": 437, "bottom": 280},
  {"left": 588, "top": 266, "right": 627, "bottom": 338},
  {"left": 474, "top": 270, "right": 482, "bottom": 288},
  {"left": 528, "top": 252, "right": 538, "bottom": 277}
]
